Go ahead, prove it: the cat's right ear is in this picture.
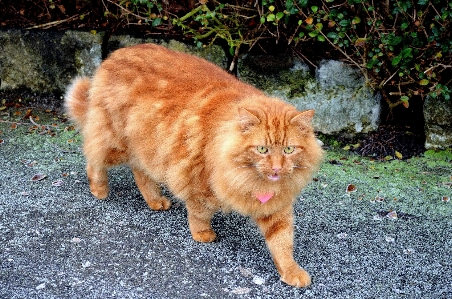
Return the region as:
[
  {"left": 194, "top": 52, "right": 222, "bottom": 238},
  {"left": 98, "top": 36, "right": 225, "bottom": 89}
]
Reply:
[{"left": 238, "top": 107, "right": 260, "bottom": 132}]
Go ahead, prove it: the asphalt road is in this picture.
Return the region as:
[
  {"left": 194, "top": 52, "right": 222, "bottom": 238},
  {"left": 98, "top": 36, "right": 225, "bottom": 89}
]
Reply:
[{"left": 1, "top": 112, "right": 451, "bottom": 299}]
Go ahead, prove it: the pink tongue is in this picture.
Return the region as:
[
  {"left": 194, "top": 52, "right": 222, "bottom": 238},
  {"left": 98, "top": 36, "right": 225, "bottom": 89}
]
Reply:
[{"left": 256, "top": 191, "right": 274, "bottom": 204}]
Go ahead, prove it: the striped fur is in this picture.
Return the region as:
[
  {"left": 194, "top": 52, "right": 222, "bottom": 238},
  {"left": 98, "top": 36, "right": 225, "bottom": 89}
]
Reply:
[{"left": 64, "top": 44, "right": 324, "bottom": 287}]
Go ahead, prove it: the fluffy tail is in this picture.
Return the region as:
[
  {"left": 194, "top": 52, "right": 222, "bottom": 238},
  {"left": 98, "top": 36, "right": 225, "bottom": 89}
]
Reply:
[{"left": 64, "top": 77, "right": 91, "bottom": 130}]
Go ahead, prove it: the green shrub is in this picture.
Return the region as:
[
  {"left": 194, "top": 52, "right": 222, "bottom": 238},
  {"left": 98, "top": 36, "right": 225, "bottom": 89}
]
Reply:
[{"left": 106, "top": 0, "right": 451, "bottom": 107}]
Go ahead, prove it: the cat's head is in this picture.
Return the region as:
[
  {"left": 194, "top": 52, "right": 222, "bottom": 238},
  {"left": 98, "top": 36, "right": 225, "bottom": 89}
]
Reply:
[{"left": 221, "top": 100, "right": 324, "bottom": 193}]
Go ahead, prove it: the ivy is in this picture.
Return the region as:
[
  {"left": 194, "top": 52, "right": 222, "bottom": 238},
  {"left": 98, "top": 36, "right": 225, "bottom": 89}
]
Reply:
[{"left": 106, "top": 0, "right": 451, "bottom": 106}]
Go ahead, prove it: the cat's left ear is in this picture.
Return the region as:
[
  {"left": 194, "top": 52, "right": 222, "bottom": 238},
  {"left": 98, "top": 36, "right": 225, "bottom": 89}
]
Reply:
[
  {"left": 290, "top": 109, "right": 315, "bottom": 131},
  {"left": 238, "top": 107, "right": 260, "bottom": 132}
]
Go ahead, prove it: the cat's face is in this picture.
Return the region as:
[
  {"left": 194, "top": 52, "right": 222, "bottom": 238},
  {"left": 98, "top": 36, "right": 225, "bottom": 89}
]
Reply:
[{"left": 233, "top": 106, "right": 319, "bottom": 184}]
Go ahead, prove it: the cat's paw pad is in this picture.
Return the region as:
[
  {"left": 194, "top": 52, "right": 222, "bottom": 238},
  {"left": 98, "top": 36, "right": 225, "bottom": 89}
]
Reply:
[
  {"left": 280, "top": 265, "right": 311, "bottom": 288},
  {"left": 146, "top": 197, "right": 172, "bottom": 211},
  {"left": 192, "top": 229, "right": 217, "bottom": 243},
  {"left": 90, "top": 184, "right": 109, "bottom": 199}
]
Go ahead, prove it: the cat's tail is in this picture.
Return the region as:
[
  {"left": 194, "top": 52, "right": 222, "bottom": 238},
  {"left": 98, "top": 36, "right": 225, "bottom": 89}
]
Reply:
[{"left": 64, "top": 77, "right": 90, "bottom": 130}]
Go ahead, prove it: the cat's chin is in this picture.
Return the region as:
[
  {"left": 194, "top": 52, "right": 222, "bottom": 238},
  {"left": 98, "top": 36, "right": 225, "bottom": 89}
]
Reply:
[{"left": 267, "top": 174, "right": 281, "bottom": 181}]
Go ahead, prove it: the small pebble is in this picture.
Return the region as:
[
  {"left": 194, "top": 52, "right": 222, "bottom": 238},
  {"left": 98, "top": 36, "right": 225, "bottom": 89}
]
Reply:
[{"left": 252, "top": 276, "right": 265, "bottom": 285}]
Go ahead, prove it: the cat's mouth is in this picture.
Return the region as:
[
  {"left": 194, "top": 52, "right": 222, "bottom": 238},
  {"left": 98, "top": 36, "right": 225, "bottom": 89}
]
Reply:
[{"left": 267, "top": 174, "right": 281, "bottom": 181}]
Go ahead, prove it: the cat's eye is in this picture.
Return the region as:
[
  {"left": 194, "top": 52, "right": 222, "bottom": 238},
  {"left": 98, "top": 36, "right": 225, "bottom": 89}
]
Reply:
[
  {"left": 284, "top": 146, "right": 295, "bottom": 154},
  {"left": 257, "top": 146, "right": 269, "bottom": 154}
]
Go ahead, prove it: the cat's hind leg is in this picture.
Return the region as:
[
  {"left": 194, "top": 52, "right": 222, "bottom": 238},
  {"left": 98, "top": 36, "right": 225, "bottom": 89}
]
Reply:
[
  {"left": 86, "top": 162, "right": 109, "bottom": 199},
  {"left": 132, "top": 168, "right": 171, "bottom": 211}
]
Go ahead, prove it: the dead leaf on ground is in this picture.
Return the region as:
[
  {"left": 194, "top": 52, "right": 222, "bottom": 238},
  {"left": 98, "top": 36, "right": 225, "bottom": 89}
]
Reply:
[
  {"left": 52, "top": 180, "right": 64, "bottom": 186},
  {"left": 346, "top": 184, "right": 357, "bottom": 194},
  {"left": 31, "top": 173, "right": 47, "bottom": 181}
]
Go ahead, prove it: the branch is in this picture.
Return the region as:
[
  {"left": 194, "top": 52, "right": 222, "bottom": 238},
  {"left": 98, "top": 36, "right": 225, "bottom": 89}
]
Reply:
[
  {"left": 317, "top": 30, "right": 369, "bottom": 82},
  {"left": 25, "top": 14, "right": 82, "bottom": 30}
]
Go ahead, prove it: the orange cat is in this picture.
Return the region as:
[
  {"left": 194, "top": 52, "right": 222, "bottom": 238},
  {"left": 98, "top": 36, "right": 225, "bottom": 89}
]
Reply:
[{"left": 65, "top": 43, "right": 324, "bottom": 287}]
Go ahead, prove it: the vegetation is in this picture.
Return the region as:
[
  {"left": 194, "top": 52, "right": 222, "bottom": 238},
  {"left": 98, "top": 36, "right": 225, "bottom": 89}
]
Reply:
[
  {"left": 101, "top": 0, "right": 451, "bottom": 111},
  {"left": 3, "top": 1, "right": 451, "bottom": 113}
]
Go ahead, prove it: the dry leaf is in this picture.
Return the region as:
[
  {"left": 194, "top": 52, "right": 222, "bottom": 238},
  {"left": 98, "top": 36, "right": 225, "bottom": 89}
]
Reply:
[
  {"left": 346, "top": 184, "right": 357, "bottom": 193},
  {"left": 442, "top": 196, "right": 450, "bottom": 202},
  {"left": 52, "top": 180, "right": 64, "bottom": 186},
  {"left": 31, "top": 173, "right": 47, "bottom": 181},
  {"left": 386, "top": 210, "right": 398, "bottom": 219},
  {"left": 375, "top": 196, "right": 385, "bottom": 202}
]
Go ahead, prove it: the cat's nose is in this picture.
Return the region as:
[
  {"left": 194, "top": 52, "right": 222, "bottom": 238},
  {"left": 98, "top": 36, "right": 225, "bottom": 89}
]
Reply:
[{"left": 272, "top": 167, "right": 281, "bottom": 173}]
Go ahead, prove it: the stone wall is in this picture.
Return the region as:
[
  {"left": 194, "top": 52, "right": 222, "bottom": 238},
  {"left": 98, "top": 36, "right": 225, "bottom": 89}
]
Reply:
[
  {"left": 424, "top": 96, "right": 452, "bottom": 149},
  {"left": 1, "top": 28, "right": 447, "bottom": 147}
]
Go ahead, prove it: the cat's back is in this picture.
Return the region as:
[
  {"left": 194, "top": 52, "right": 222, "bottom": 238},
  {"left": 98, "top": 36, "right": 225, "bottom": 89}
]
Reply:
[
  {"left": 93, "top": 43, "right": 241, "bottom": 95},
  {"left": 89, "top": 43, "right": 261, "bottom": 129}
]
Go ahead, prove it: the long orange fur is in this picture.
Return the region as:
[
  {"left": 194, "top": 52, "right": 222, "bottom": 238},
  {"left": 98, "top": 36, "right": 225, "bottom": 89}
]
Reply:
[{"left": 65, "top": 43, "right": 324, "bottom": 287}]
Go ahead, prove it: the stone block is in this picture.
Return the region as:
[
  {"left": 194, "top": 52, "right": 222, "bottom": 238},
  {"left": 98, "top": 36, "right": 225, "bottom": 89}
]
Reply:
[
  {"left": 0, "top": 29, "right": 103, "bottom": 95},
  {"left": 238, "top": 55, "right": 380, "bottom": 134},
  {"left": 424, "top": 96, "right": 452, "bottom": 149},
  {"left": 107, "top": 35, "right": 228, "bottom": 69}
]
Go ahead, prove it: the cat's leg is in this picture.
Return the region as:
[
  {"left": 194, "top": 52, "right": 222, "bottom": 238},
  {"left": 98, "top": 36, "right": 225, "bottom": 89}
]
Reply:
[
  {"left": 255, "top": 208, "right": 311, "bottom": 288},
  {"left": 86, "top": 162, "right": 109, "bottom": 199},
  {"left": 185, "top": 200, "right": 217, "bottom": 243},
  {"left": 132, "top": 168, "right": 171, "bottom": 211}
]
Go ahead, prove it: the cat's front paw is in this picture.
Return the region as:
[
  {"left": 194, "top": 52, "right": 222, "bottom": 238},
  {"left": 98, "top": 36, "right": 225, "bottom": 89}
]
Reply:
[
  {"left": 280, "top": 264, "right": 311, "bottom": 288},
  {"left": 191, "top": 229, "right": 217, "bottom": 243},
  {"left": 146, "top": 197, "right": 172, "bottom": 211}
]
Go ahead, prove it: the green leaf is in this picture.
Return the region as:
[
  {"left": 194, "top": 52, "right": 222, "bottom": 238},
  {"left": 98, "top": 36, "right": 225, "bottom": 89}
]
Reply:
[
  {"left": 152, "top": 18, "right": 161, "bottom": 27},
  {"left": 317, "top": 35, "right": 326, "bottom": 42},
  {"left": 308, "top": 31, "right": 318, "bottom": 37},
  {"left": 366, "top": 58, "right": 379, "bottom": 69},
  {"left": 419, "top": 79, "right": 429, "bottom": 85},
  {"left": 401, "top": 96, "right": 409, "bottom": 102},
  {"left": 327, "top": 32, "right": 339, "bottom": 39},
  {"left": 267, "top": 13, "right": 276, "bottom": 22},
  {"left": 229, "top": 46, "right": 235, "bottom": 56},
  {"left": 339, "top": 20, "right": 349, "bottom": 27},
  {"left": 311, "top": 6, "right": 318, "bottom": 13},
  {"left": 276, "top": 12, "right": 284, "bottom": 20},
  {"left": 299, "top": 0, "right": 308, "bottom": 7},
  {"left": 392, "top": 54, "right": 402, "bottom": 66},
  {"left": 417, "top": 0, "right": 428, "bottom": 5},
  {"left": 352, "top": 17, "right": 361, "bottom": 24},
  {"left": 285, "top": 0, "right": 294, "bottom": 10},
  {"left": 388, "top": 35, "right": 403, "bottom": 45},
  {"left": 260, "top": 16, "right": 266, "bottom": 24},
  {"left": 401, "top": 47, "right": 413, "bottom": 59}
]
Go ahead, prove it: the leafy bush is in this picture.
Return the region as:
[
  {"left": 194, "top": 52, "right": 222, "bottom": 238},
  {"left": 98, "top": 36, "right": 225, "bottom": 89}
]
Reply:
[{"left": 106, "top": 0, "right": 451, "bottom": 108}]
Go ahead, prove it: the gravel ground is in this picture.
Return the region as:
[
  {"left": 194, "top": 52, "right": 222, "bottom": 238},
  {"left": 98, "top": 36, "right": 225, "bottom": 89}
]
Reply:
[{"left": 1, "top": 110, "right": 451, "bottom": 299}]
